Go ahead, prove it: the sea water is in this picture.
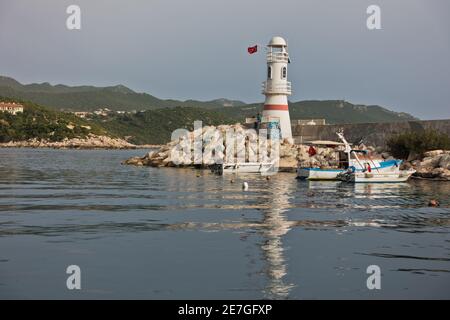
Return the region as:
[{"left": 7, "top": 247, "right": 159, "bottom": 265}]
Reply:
[{"left": 0, "top": 148, "right": 449, "bottom": 299}]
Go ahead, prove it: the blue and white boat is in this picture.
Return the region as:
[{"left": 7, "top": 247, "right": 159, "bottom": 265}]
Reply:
[{"left": 296, "top": 131, "right": 402, "bottom": 180}]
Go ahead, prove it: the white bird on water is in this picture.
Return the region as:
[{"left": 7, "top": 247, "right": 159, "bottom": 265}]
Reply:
[{"left": 242, "top": 182, "right": 249, "bottom": 191}]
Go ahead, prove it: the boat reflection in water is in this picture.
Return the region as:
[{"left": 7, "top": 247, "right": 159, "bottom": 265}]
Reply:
[
  {"left": 137, "top": 170, "right": 449, "bottom": 299},
  {"left": 353, "top": 182, "right": 411, "bottom": 196}
]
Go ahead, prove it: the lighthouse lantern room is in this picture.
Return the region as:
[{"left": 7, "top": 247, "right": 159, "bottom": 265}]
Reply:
[{"left": 262, "top": 36, "right": 293, "bottom": 142}]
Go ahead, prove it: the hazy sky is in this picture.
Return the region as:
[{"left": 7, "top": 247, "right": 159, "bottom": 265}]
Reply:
[{"left": 1, "top": 0, "right": 449, "bottom": 119}]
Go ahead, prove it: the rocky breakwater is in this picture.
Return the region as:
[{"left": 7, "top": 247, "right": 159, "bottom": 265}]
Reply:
[
  {"left": 0, "top": 134, "right": 136, "bottom": 149},
  {"left": 122, "top": 124, "right": 349, "bottom": 171},
  {"left": 403, "top": 150, "right": 450, "bottom": 180}
]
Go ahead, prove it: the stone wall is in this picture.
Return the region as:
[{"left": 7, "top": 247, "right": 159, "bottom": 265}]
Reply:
[{"left": 292, "top": 119, "right": 450, "bottom": 147}]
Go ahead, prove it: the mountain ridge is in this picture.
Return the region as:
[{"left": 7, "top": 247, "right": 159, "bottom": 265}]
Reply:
[
  {"left": 0, "top": 76, "right": 246, "bottom": 111},
  {"left": 0, "top": 75, "right": 418, "bottom": 124}
]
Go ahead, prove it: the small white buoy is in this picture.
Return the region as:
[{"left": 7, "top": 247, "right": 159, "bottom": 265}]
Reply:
[{"left": 242, "top": 182, "right": 249, "bottom": 191}]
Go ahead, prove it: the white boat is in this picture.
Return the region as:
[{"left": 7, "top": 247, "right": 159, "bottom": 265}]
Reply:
[
  {"left": 297, "top": 131, "right": 402, "bottom": 180},
  {"left": 297, "top": 159, "right": 401, "bottom": 180},
  {"left": 212, "top": 160, "right": 277, "bottom": 174},
  {"left": 337, "top": 169, "right": 416, "bottom": 183},
  {"left": 297, "top": 167, "right": 348, "bottom": 180}
]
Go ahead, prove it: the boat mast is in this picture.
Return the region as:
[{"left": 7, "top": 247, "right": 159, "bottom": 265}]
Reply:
[{"left": 336, "top": 130, "right": 366, "bottom": 169}]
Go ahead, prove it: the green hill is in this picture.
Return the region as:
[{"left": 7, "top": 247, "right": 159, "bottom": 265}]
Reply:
[
  {"left": 95, "top": 107, "right": 239, "bottom": 145},
  {"left": 0, "top": 76, "right": 420, "bottom": 144},
  {"left": 0, "top": 97, "right": 107, "bottom": 143},
  {"left": 0, "top": 96, "right": 239, "bottom": 144},
  {"left": 289, "top": 100, "right": 416, "bottom": 123},
  {"left": 0, "top": 76, "right": 245, "bottom": 111},
  {"left": 226, "top": 100, "right": 417, "bottom": 124},
  {"left": 0, "top": 76, "right": 418, "bottom": 125}
]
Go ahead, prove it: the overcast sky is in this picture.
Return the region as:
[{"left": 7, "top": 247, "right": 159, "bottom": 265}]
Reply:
[{"left": 1, "top": 0, "right": 449, "bottom": 119}]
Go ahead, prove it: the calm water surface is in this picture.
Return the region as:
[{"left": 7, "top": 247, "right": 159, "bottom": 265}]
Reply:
[{"left": 0, "top": 148, "right": 449, "bottom": 299}]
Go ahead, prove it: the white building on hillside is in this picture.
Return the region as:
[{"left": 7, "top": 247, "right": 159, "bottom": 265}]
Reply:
[{"left": 0, "top": 102, "right": 24, "bottom": 115}]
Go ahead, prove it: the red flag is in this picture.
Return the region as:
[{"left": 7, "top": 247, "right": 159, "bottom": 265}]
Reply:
[
  {"left": 247, "top": 45, "right": 257, "bottom": 54},
  {"left": 308, "top": 146, "right": 317, "bottom": 157}
]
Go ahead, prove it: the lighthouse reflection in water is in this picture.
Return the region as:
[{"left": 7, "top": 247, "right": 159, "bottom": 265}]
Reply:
[{"left": 258, "top": 174, "right": 296, "bottom": 299}]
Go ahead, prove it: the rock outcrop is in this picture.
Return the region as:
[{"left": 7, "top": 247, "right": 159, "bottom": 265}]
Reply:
[
  {"left": 122, "top": 124, "right": 375, "bottom": 171},
  {"left": 405, "top": 150, "right": 450, "bottom": 180},
  {"left": 121, "top": 123, "right": 450, "bottom": 180},
  {"left": 0, "top": 134, "right": 136, "bottom": 149}
]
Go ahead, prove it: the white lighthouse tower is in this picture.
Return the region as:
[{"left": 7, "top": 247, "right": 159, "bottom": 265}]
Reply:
[{"left": 262, "top": 36, "right": 292, "bottom": 141}]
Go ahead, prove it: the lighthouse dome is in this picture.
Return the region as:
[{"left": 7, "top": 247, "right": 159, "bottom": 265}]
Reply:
[{"left": 268, "top": 36, "right": 287, "bottom": 47}]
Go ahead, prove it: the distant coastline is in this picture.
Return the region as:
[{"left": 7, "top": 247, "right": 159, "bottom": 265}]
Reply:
[{"left": 0, "top": 136, "right": 161, "bottom": 150}]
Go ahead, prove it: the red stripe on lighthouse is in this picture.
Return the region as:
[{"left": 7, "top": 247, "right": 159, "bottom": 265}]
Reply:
[{"left": 263, "top": 104, "right": 289, "bottom": 111}]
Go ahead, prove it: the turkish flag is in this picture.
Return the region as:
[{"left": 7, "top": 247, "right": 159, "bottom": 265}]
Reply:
[
  {"left": 247, "top": 45, "right": 257, "bottom": 54},
  {"left": 308, "top": 146, "right": 317, "bottom": 157}
]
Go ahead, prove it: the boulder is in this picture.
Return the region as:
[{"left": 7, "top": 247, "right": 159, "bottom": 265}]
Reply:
[
  {"left": 381, "top": 152, "right": 391, "bottom": 159},
  {"left": 419, "top": 156, "right": 440, "bottom": 169},
  {"left": 407, "top": 151, "right": 419, "bottom": 162},
  {"left": 419, "top": 168, "right": 450, "bottom": 180},
  {"left": 411, "top": 160, "right": 421, "bottom": 167},
  {"left": 432, "top": 167, "right": 445, "bottom": 176},
  {"left": 279, "top": 156, "right": 297, "bottom": 171},
  {"left": 423, "top": 150, "right": 444, "bottom": 158},
  {"left": 122, "top": 156, "right": 143, "bottom": 166},
  {"left": 438, "top": 154, "right": 450, "bottom": 170},
  {"left": 400, "top": 161, "right": 412, "bottom": 170},
  {"left": 162, "top": 156, "right": 173, "bottom": 166},
  {"left": 440, "top": 169, "right": 450, "bottom": 180}
]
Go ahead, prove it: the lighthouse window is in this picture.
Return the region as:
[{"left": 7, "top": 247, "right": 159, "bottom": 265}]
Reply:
[
  {"left": 267, "top": 66, "right": 272, "bottom": 79},
  {"left": 281, "top": 67, "right": 287, "bottom": 79}
]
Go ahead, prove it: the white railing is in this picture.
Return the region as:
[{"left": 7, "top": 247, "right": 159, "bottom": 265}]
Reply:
[
  {"left": 267, "top": 52, "right": 289, "bottom": 63},
  {"left": 262, "top": 81, "right": 292, "bottom": 95}
]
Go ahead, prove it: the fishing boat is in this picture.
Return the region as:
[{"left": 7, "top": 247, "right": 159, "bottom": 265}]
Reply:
[
  {"left": 337, "top": 168, "right": 416, "bottom": 183},
  {"left": 211, "top": 160, "right": 277, "bottom": 175},
  {"left": 296, "top": 131, "right": 402, "bottom": 180}
]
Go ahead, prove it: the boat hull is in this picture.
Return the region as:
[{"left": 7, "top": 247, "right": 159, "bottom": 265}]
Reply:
[
  {"left": 297, "top": 168, "right": 343, "bottom": 180},
  {"left": 220, "top": 162, "right": 276, "bottom": 174},
  {"left": 339, "top": 169, "right": 416, "bottom": 183},
  {"left": 297, "top": 159, "right": 402, "bottom": 180}
]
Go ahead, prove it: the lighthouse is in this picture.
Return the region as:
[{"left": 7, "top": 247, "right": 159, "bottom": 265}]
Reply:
[{"left": 262, "top": 36, "right": 292, "bottom": 142}]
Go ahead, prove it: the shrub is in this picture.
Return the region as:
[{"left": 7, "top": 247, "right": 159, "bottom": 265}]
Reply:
[{"left": 386, "top": 129, "right": 450, "bottom": 159}]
